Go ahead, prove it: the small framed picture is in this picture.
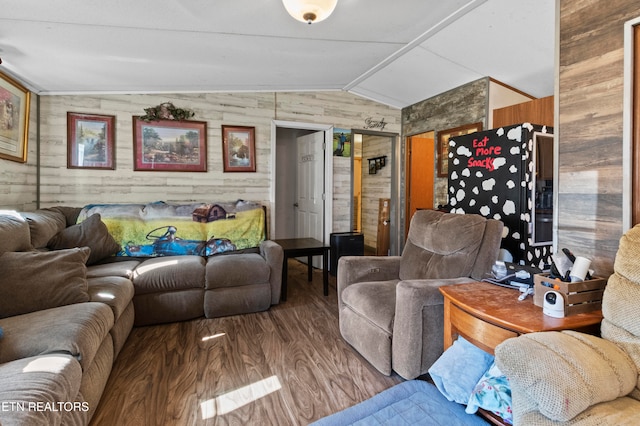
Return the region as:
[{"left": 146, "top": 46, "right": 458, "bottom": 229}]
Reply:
[
  {"left": 133, "top": 117, "right": 207, "bottom": 172},
  {"left": 437, "top": 122, "right": 483, "bottom": 177},
  {"left": 368, "top": 159, "right": 377, "bottom": 175},
  {"left": 222, "top": 125, "right": 256, "bottom": 172},
  {"left": 67, "top": 112, "right": 115, "bottom": 169}
]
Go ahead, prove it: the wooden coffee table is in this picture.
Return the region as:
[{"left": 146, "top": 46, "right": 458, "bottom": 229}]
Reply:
[{"left": 439, "top": 282, "right": 603, "bottom": 355}]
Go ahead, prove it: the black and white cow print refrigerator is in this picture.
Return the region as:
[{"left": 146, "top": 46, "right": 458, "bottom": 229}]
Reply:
[{"left": 447, "top": 123, "right": 554, "bottom": 268}]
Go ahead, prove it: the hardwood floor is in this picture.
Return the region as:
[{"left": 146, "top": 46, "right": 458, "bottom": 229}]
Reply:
[{"left": 90, "top": 260, "right": 402, "bottom": 425}]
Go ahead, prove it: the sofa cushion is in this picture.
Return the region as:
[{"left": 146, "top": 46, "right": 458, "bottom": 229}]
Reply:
[
  {"left": 21, "top": 209, "right": 67, "bottom": 249},
  {"left": 0, "top": 302, "right": 114, "bottom": 371},
  {"left": 132, "top": 255, "right": 205, "bottom": 294},
  {"left": 0, "top": 354, "right": 87, "bottom": 426},
  {"left": 48, "top": 213, "right": 121, "bottom": 265},
  {"left": 205, "top": 253, "right": 270, "bottom": 289},
  {"left": 87, "top": 276, "right": 135, "bottom": 321},
  {"left": 495, "top": 330, "right": 637, "bottom": 422},
  {"left": 0, "top": 211, "right": 32, "bottom": 253},
  {"left": 399, "top": 211, "right": 486, "bottom": 280},
  {"left": 0, "top": 247, "right": 91, "bottom": 319},
  {"left": 87, "top": 259, "right": 141, "bottom": 279}
]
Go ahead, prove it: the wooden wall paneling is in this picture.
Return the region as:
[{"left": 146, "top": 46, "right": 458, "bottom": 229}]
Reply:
[
  {"left": 401, "top": 77, "right": 489, "bottom": 214},
  {"left": 27, "top": 91, "right": 401, "bottom": 238},
  {"left": 558, "top": 0, "right": 640, "bottom": 276},
  {"left": 492, "top": 96, "right": 555, "bottom": 128}
]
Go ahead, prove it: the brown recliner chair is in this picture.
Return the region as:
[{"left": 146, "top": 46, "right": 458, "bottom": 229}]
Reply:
[{"left": 337, "top": 210, "right": 504, "bottom": 380}]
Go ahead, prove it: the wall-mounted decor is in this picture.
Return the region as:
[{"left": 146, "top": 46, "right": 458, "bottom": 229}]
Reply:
[
  {"left": 133, "top": 117, "right": 207, "bottom": 172},
  {"left": 138, "top": 102, "right": 195, "bottom": 122},
  {"left": 367, "top": 155, "right": 387, "bottom": 174},
  {"left": 333, "top": 128, "right": 351, "bottom": 157},
  {"left": 0, "top": 71, "right": 30, "bottom": 163},
  {"left": 437, "top": 122, "right": 483, "bottom": 177},
  {"left": 222, "top": 125, "right": 256, "bottom": 172},
  {"left": 67, "top": 112, "right": 115, "bottom": 169}
]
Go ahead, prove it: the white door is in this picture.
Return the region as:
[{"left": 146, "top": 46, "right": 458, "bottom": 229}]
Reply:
[{"left": 296, "top": 131, "right": 325, "bottom": 266}]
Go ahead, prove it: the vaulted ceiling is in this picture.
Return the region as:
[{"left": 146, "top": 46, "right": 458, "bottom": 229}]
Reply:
[{"left": 0, "top": 0, "right": 555, "bottom": 109}]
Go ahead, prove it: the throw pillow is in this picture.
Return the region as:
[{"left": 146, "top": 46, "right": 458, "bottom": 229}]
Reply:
[
  {"left": 0, "top": 211, "right": 32, "bottom": 254},
  {"left": 22, "top": 209, "right": 67, "bottom": 249},
  {"left": 466, "top": 362, "right": 513, "bottom": 425},
  {"left": 0, "top": 247, "right": 91, "bottom": 319},
  {"left": 48, "top": 213, "right": 121, "bottom": 265},
  {"left": 495, "top": 330, "right": 637, "bottom": 422},
  {"left": 428, "top": 336, "right": 494, "bottom": 405}
]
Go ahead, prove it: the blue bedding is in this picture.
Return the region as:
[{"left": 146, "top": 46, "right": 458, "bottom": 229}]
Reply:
[{"left": 310, "top": 380, "right": 489, "bottom": 426}]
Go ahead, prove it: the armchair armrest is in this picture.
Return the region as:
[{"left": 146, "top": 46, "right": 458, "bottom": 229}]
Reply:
[
  {"left": 495, "top": 330, "right": 637, "bottom": 423},
  {"left": 337, "top": 256, "right": 401, "bottom": 309},
  {"left": 391, "top": 277, "right": 477, "bottom": 379},
  {"left": 260, "top": 240, "right": 284, "bottom": 305}
]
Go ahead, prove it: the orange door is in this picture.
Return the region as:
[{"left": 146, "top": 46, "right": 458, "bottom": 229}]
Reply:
[{"left": 406, "top": 135, "right": 435, "bottom": 235}]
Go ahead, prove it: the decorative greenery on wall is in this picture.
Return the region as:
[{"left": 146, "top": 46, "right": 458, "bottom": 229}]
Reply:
[{"left": 139, "top": 102, "right": 195, "bottom": 122}]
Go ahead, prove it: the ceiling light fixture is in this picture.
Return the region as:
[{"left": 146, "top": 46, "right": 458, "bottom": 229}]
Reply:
[{"left": 282, "top": 0, "right": 338, "bottom": 24}]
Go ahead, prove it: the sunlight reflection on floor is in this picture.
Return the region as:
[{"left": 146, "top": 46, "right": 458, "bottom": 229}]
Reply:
[{"left": 200, "top": 375, "right": 282, "bottom": 418}]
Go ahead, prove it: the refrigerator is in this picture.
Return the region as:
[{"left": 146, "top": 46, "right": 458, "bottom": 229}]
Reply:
[{"left": 447, "top": 123, "right": 554, "bottom": 268}]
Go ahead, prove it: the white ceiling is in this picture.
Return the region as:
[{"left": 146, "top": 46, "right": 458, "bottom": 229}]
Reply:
[{"left": 0, "top": 0, "right": 556, "bottom": 109}]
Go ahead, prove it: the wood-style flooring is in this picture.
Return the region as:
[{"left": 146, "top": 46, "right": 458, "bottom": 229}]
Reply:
[{"left": 90, "top": 259, "right": 402, "bottom": 425}]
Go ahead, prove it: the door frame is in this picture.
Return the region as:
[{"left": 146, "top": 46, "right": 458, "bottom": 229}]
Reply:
[
  {"left": 350, "top": 128, "right": 401, "bottom": 255},
  {"left": 271, "top": 120, "right": 334, "bottom": 244},
  {"left": 623, "top": 15, "right": 640, "bottom": 231}
]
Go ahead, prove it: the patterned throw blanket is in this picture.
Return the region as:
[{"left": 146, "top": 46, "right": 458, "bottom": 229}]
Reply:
[{"left": 78, "top": 200, "right": 265, "bottom": 257}]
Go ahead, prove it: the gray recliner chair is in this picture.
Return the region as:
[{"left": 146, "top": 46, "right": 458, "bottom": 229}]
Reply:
[{"left": 337, "top": 210, "right": 504, "bottom": 380}]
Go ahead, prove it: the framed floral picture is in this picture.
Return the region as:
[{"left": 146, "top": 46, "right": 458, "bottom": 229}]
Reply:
[
  {"left": 133, "top": 117, "right": 207, "bottom": 172},
  {"left": 0, "top": 71, "right": 31, "bottom": 163},
  {"left": 222, "top": 125, "right": 256, "bottom": 172},
  {"left": 437, "top": 122, "right": 483, "bottom": 177},
  {"left": 67, "top": 112, "right": 115, "bottom": 169}
]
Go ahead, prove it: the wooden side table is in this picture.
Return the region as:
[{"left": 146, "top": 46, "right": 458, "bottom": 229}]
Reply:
[
  {"left": 272, "top": 238, "right": 330, "bottom": 302},
  {"left": 439, "top": 282, "right": 603, "bottom": 426},
  {"left": 439, "top": 282, "right": 603, "bottom": 355}
]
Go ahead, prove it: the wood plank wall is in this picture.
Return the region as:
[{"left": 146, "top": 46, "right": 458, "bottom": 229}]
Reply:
[
  {"left": 558, "top": 0, "right": 640, "bottom": 276},
  {"left": 493, "top": 96, "right": 555, "bottom": 128},
  {"left": 0, "top": 99, "right": 39, "bottom": 211},
  {"left": 24, "top": 91, "right": 400, "bottom": 235},
  {"left": 401, "top": 78, "right": 489, "bottom": 222},
  {"left": 360, "top": 135, "right": 392, "bottom": 250}
]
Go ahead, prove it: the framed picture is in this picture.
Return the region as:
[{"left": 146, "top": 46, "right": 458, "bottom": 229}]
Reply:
[
  {"left": 67, "top": 112, "right": 115, "bottom": 169},
  {"left": 0, "top": 71, "right": 31, "bottom": 163},
  {"left": 368, "top": 159, "right": 377, "bottom": 175},
  {"left": 437, "top": 122, "right": 483, "bottom": 177},
  {"left": 222, "top": 125, "right": 256, "bottom": 172},
  {"left": 133, "top": 117, "right": 207, "bottom": 172}
]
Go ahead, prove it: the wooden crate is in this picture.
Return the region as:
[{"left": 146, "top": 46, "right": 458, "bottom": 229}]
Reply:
[{"left": 533, "top": 273, "right": 606, "bottom": 316}]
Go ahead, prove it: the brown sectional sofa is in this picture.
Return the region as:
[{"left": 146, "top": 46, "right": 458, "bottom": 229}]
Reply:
[{"left": 0, "top": 205, "right": 283, "bottom": 425}]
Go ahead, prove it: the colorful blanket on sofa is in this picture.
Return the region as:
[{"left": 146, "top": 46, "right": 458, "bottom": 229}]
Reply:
[{"left": 78, "top": 200, "right": 265, "bottom": 257}]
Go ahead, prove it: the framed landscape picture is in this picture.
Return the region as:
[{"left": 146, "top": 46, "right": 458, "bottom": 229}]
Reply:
[
  {"left": 0, "top": 71, "right": 31, "bottom": 163},
  {"left": 222, "top": 125, "right": 256, "bottom": 172},
  {"left": 67, "top": 112, "right": 115, "bottom": 169},
  {"left": 437, "top": 122, "right": 483, "bottom": 177},
  {"left": 133, "top": 117, "right": 207, "bottom": 172}
]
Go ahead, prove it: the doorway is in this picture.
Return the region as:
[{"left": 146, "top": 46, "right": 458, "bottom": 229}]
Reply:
[
  {"left": 623, "top": 16, "right": 640, "bottom": 230},
  {"left": 405, "top": 131, "right": 435, "bottom": 236},
  {"left": 271, "top": 121, "right": 334, "bottom": 246},
  {"left": 351, "top": 130, "right": 399, "bottom": 256}
]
